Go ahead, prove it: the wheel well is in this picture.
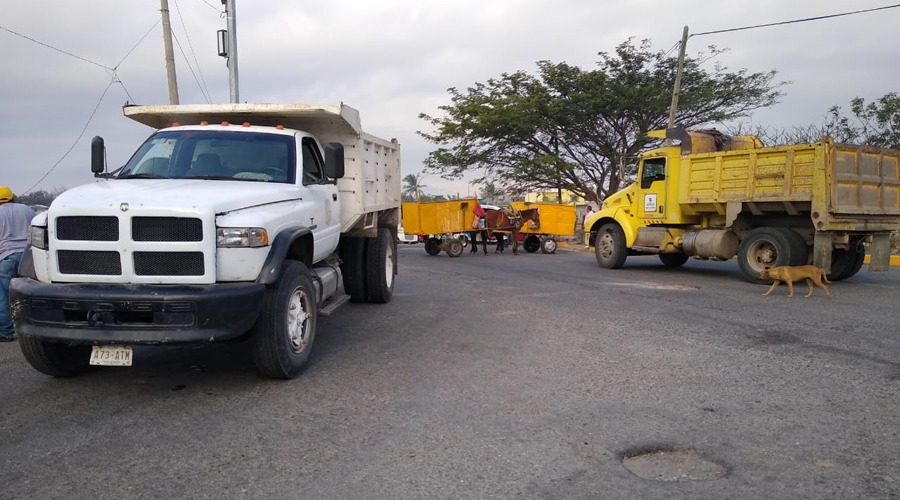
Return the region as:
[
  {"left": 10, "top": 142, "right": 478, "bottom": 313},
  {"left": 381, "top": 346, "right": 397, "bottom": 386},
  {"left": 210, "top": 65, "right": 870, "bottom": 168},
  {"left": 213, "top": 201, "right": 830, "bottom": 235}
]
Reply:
[{"left": 587, "top": 217, "right": 618, "bottom": 247}]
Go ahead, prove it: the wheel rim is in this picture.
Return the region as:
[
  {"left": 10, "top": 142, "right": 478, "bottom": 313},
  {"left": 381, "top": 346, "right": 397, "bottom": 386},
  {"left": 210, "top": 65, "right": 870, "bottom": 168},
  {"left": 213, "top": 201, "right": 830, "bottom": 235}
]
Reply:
[
  {"left": 384, "top": 239, "right": 395, "bottom": 287},
  {"left": 542, "top": 238, "right": 557, "bottom": 253},
  {"left": 287, "top": 286, "right": 313, "bottom": 354},
  {"left": 598, "top": 233, "right": 616, "bottom": 261},
  {"left": 746, "top": 240, "right": 778, "bottom": 273}
]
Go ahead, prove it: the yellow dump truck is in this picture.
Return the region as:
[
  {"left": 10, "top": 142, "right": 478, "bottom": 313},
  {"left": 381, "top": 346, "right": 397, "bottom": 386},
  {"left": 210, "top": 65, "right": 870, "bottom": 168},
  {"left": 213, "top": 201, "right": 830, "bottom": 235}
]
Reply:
[{"left": 584, "top": 127, "right": 900, "bottom": 281}]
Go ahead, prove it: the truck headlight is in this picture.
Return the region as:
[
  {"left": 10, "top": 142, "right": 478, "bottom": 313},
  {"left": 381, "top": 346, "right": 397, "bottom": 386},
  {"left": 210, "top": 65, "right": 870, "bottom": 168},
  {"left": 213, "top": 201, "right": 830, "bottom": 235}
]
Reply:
[
  {"left": 216, "top": 227, "right": 268, "bottom": 248},
  {"left": 29, "top": 226, "right": 48, "bottom": 250}
]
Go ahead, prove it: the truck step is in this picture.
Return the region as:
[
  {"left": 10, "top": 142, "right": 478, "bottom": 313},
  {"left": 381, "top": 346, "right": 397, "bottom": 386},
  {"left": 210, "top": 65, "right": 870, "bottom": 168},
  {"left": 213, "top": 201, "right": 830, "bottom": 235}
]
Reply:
[{"left": 318, "top": 294, "right": 351, "bottom": 317}]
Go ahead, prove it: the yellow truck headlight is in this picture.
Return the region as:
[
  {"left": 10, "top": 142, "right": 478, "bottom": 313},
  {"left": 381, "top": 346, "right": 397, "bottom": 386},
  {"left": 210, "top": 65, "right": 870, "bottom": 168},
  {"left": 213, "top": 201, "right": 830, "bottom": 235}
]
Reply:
[{"left": 216, "top": 227, "right": 268, "bottom": 248}]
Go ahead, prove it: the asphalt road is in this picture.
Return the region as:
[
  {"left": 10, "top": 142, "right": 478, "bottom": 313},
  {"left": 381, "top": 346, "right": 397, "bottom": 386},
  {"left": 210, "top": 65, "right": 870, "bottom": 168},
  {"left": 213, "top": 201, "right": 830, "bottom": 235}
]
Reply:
[{"left": 1, "top": 244, "right": 898, "bottom": 499}]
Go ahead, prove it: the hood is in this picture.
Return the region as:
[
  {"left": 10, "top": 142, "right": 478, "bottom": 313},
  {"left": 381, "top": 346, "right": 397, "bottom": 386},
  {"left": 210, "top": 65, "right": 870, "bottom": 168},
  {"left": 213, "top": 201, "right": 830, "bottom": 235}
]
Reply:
[{"left": 51, "top": 179, "right": 300, "bottom": 215}]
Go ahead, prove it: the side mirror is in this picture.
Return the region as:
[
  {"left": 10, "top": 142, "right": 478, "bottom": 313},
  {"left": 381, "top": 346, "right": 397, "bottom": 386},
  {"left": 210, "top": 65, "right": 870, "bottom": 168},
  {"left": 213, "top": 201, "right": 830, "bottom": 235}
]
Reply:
[
  {"left": 324, "top": 142, "right": 345, "bottom": 179},
  {"left": 91, "top": 136, "right": 105, "bottom": 175}
]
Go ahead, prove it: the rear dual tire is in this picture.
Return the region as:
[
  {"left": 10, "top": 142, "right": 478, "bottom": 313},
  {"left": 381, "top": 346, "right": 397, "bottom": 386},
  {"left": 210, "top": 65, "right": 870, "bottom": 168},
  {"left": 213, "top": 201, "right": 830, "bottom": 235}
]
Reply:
[{"left": 738, "top": 227, "right": 809, "bottom": 283}]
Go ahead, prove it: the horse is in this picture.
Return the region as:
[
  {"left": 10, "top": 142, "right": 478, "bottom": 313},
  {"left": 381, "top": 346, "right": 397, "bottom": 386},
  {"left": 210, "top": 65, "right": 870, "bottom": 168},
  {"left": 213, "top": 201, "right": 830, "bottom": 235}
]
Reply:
[{"left": 472, "top": 207, "right": 540, "bottom": 255}]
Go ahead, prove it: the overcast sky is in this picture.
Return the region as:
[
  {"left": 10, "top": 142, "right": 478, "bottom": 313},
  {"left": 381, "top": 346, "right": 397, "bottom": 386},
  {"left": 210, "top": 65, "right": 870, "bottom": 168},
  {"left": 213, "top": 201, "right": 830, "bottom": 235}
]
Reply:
[{"left": 1, "top": 1, "right": 898, "bottom": 198}]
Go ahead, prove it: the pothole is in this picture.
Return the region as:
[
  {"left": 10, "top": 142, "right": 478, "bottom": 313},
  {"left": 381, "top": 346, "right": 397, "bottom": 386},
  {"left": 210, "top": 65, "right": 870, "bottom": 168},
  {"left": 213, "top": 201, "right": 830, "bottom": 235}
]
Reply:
[{"left": 622, "top": 448, "right": 727, "bottom": 481}]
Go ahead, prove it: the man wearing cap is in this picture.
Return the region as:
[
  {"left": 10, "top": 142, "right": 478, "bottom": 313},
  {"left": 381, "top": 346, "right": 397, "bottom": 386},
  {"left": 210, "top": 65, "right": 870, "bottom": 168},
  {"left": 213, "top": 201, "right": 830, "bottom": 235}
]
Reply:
[{"left": 0, "top": 187, "right": 35, "bottom": 341}]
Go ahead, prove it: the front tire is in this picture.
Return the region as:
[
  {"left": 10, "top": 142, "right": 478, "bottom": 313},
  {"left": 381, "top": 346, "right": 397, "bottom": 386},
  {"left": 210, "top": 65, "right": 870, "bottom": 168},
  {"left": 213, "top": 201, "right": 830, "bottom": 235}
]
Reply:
[
  {"left": 366, "top": 228, "right": 396, "bottom": 303},
  {"left": 540, "top": 237, "right": 558, "bottom": 254},
  {"left": 252, "top": 261, "right": 318, "bottom": 379},
  {"left": 595, "top": 223, "right": 627, "bottom": 269},
  {"left": 445, "top": 238, "right": 464, "bottom": 258},
  {"left": 19, "top": 336, "right": 92, "bottom": 377}
]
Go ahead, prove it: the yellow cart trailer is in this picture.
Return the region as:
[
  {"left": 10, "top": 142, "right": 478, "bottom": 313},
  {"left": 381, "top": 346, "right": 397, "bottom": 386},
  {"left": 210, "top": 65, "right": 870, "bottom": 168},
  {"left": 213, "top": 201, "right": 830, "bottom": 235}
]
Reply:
[
  {"left": 510, "top": 202, "right": 577, "bottom": 253},
  {"left": 401, "top": 198, "right": 480, "bottom": 257}
]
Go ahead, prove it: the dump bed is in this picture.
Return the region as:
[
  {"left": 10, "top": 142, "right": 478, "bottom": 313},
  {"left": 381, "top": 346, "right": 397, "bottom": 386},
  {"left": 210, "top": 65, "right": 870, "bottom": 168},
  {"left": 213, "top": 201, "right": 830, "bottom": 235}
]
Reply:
[
  {"left": 678, "top": 138, "right": 900, "bottom": 231},
  {"left": 123, "top": 103, "right": 401, "bottom": 233},
  {"left": 401, "top": 199, "right": 480, "bottom": 235}
]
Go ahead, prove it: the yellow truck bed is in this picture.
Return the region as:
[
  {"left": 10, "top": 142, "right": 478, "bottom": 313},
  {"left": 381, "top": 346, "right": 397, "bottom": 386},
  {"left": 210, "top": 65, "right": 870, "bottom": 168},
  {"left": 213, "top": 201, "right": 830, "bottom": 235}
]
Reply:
[{"left": 679, "top": 139, "right": 900, "bottom": 231}]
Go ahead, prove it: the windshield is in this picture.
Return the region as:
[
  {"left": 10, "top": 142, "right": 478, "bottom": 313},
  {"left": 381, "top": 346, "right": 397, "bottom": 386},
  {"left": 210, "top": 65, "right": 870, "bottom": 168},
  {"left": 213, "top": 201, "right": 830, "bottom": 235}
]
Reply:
[{"left": 118, "top": 130, "right": 296, "bottom": 183}]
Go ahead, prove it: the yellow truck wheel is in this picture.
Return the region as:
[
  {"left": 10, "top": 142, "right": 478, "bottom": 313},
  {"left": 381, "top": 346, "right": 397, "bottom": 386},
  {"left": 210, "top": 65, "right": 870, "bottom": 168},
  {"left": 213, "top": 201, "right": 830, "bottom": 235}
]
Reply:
[
  {"left": 595, "top": 223, "right": 627, "bottom": 269},
  {"left": 737, "top": 227, "right": 805, "bottom": 282}
]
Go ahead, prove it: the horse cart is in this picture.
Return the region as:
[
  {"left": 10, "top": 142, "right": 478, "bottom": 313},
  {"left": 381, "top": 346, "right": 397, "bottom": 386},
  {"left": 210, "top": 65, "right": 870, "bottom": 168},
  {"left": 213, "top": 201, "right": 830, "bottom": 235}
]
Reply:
[
  {"left": 401, "top": 198, "right": 480, "bottom": 257},
  {"left": 511, "top": 202, "right": 576, "bottom": 254}
]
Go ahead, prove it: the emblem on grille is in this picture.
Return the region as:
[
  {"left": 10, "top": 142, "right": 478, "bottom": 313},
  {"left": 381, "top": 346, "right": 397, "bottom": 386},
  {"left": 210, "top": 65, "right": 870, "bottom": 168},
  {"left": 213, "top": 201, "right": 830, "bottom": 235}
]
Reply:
[{"left": 120, "top": 203, "right": 129, "bottom": 212}]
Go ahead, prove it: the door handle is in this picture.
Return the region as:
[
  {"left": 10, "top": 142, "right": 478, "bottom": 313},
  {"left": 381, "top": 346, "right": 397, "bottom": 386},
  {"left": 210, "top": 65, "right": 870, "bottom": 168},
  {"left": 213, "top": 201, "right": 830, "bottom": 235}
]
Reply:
[{"left": 332, "top": 193, "right": 338, "bottom": 201}]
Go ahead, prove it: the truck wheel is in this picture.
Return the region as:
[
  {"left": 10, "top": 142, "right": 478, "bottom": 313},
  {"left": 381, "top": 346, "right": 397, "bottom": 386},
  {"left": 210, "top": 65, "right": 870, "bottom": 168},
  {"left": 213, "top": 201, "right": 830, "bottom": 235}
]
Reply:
[
  {"left": 830, "top": 239, "right": 865, "bottom": 281},
  {"left": 540, "top": 237, "right": 558, "bottom": 254},
  {"left": 595, "top": 223, "right": 627, "bottom": 269},
  {"left": 737, "top": 227, "right": 798, "bottom": 282},
  {"left": 445, "top": 238, "right": 464, "bottom": 258},
  {"left": 782, "top": 228, "right": 810, "bottom": 265},
  {"left": 366, "top": 228, "right": 396, "bottom": 303},
  {"left": 523, "top": 235, "right": 540, "bottom": 253},
  {"left": 252, "top": 260, "right": 317, "bottom": 379},
  {"left": 659, "top": 253, "right": 689, "bottom": 267},
  {"left": 424, "top": 237, "right": 441, "bottom": 256},
  {"left": 340, "top": 236, "right": 368, "bottom": 303},
  {"left": 19, "top": 336, "right": 92, "bottom": 377}
]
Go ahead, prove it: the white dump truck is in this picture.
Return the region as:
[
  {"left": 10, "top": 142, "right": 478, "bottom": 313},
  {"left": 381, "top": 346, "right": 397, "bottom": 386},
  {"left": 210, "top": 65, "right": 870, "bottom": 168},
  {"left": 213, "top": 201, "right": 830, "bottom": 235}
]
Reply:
[{"left": 11, "top": 103, "right": 401, "bottom": 379}]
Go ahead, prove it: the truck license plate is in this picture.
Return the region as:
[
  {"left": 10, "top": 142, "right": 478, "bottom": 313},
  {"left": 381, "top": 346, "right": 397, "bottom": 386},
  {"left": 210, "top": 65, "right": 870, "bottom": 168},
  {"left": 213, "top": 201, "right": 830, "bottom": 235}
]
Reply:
[{"left": 89, "top": 345, "right": 133, "bottom": 366}]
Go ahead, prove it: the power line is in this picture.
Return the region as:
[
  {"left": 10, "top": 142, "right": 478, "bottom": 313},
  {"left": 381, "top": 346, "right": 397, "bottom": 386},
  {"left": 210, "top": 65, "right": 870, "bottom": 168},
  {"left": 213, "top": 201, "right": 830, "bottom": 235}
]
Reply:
[
  {"left": 692, "top": 3, "right": 900, "bottom": 37},
  {"left": 174, "top": 0, "right": 213, "bottom": 103},
  {"left": 24, "top": 77, "right": 117, "bottom": 194},
  {"left": 0, "top": 24, "right": 112, "bottom": 70}
]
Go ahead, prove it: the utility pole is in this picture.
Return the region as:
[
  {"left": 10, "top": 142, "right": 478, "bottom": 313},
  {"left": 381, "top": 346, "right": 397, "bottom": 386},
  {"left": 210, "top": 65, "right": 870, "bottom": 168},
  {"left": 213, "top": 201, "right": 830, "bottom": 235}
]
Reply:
[
  {"left": 223, "top": 0, "right": 240, "bottom": 103},
  {"left": 160, "top": 0, "right": 179, "bottom": 104},
  {"left": 666, "top": 25, "right": 690, "bottom": 144}
]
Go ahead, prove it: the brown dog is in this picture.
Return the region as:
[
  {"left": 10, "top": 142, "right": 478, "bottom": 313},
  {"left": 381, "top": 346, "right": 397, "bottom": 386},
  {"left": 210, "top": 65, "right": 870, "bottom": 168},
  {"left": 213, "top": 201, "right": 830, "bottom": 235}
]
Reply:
[{"left": 758, "top": 265, "right": 832, "bottom": 298}]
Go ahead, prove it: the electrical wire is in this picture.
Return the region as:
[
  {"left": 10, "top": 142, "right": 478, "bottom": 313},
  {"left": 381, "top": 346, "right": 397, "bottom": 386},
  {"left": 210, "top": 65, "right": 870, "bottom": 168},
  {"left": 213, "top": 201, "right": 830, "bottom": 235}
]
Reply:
[
  {"left": 0, "top": 25, "right": 112, "bottom": 71},
  {"left": 174, "top": 0, "right": 213, "bottom": 103},
  {"left": 23, "top": 76, "right": 117, "bottom": 194},
  {"left": 692, "top": 3, "right": 900, "bottom": 37},
  {"left": 173, "top": 32, "right": 213, "bottom": 104}
]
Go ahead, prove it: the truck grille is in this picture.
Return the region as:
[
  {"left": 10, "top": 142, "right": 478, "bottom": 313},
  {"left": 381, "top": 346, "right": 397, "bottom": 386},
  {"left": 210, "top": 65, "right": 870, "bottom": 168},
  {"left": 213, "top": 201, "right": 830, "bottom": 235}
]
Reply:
[
  {"left": 52, "top": 216, "right": 207, "bottom": 278},
  {"left": 57, "top": 216, "right": 118, "bottom": 241},
  {"left": 134, "top": 252, "right": 204, "bottom": 276},
  {"left": 133, "top": 217, "right": 203, "bottom": 242},
  {"left": 58, "top": 250, "right": 122, "bottom": 275}
]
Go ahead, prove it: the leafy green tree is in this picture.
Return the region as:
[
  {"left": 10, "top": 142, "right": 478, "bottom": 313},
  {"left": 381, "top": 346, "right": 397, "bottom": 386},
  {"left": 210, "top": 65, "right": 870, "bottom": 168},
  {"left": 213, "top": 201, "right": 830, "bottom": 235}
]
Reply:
[
  {"left": 419, "top": 39, "right": 785, "bottom": 202},
  {"left": 825, "top": 93, "right": 900, "bottom": 148},
  {"left": 16, "top": 187, "right": 65, "bottom": 207}
]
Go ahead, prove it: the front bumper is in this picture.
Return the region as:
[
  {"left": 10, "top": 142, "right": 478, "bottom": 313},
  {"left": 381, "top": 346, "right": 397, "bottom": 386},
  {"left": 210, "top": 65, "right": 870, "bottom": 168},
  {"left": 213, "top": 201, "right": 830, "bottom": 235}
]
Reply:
[{"left": 10, "top": 278, "right": 266, "bottom": 345}]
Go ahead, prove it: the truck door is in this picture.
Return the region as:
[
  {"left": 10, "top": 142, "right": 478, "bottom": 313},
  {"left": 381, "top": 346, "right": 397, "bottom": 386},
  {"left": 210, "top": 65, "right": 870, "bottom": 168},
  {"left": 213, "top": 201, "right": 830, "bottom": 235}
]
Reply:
[
  {"left": 301, "top": 137, "right": 341, "bottom": 261},
  {"left": 637, "top": 157, "right": 667, "bottom": 222}
]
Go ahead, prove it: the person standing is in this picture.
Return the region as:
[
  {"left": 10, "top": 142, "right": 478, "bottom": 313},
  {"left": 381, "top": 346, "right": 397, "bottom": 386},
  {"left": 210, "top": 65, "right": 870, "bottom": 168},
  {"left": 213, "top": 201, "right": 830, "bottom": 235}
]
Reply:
[{"left": 0, "top": 187, "right": 36, "bottom": 342}]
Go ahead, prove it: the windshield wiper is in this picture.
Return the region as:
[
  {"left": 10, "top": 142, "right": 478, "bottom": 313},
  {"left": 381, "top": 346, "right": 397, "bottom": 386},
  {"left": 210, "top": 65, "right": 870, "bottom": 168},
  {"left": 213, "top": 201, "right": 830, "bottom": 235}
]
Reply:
[
  {"left": 118, "top": 173, "right": 170, "bottom": 179},
  {"left": 185, "top": 175, "right": 237, "bottom": 181}
]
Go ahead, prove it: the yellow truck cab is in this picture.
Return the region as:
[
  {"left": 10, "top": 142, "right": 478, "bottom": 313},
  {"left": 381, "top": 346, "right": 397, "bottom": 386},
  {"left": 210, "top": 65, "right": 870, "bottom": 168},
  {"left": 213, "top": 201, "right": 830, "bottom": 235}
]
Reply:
[{"left": 584, "top": 127, "right": 900, "bottom": 282}]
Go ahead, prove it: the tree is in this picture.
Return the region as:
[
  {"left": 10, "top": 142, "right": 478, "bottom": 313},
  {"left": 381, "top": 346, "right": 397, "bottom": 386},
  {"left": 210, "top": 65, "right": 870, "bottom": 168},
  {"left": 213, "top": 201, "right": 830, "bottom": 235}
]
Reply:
[
  {"left": 419, "top": 38, "right": 785, "bottom": 202},
  {"left": 825, "top": 93, "right": 900, "bottom": 148},
  {"left": 402, "top": 173, "right": 427, "bottom": 202},
  {"left": 734, "top": 92, "right": 900, "bottom": 147},
  {"left": 480, "top": 182, "right": 505, "bottom": 205},
  {"left": 16, "top": 187, "right": 65, "bottom": 207}
]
